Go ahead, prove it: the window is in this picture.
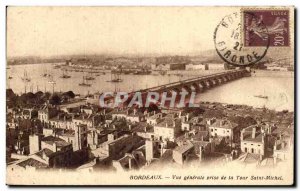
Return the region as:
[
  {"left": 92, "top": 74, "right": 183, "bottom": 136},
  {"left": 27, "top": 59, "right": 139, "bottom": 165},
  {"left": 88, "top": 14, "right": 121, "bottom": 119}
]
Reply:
[{"left": 258, "top": 145, "right": 260, "bottom": 146}]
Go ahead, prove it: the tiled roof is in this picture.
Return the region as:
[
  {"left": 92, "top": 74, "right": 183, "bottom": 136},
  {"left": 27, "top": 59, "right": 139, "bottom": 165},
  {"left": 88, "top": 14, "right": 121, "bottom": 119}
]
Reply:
[
  {"left": 211, "top": 119, "right": 238, "bottom": 129},
  {"left": 17, "top": 158, "right": 48, "bottom": 168},
  {"left": 156, "top": 118, "right": 181, "bottom": 128},
  {"left": 174, "top": 142, "right": 194, "bottom": 154},
  {"left": 41, "top": 135, "right": 71, "bottom": 147}
]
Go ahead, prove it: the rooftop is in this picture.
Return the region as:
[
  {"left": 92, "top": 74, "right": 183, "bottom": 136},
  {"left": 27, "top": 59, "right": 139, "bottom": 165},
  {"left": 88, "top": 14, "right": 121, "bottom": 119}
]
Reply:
[
  {"left": 17, "top": 158, "right": 48, "bottom": 169},
  {"left": 211, "top": 119, "right": 238, "bottom": 129},
  {"left": 156, "top": 118, "right": 181, "bottom": 129},
  {"left": 41, "top": 135, "right": 71, "bottom": 147},
  {"left": 173, "top": 142, "right": 194, "bottom": 154}
]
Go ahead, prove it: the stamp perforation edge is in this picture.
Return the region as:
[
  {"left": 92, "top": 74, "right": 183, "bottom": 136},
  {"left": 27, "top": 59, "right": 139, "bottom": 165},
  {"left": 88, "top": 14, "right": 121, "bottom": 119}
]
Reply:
[{"left": 240, "top": 7, "right": 292, "bottom": 48}]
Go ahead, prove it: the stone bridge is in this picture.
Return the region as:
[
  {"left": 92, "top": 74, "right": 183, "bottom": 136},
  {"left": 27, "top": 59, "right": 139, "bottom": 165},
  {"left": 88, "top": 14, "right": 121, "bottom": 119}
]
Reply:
[
  {"left": 103, "top": 69, "right": 251, "bottom": 106},
  {"left": 137, "top": 69, "right": 250, "bottom": 94}
]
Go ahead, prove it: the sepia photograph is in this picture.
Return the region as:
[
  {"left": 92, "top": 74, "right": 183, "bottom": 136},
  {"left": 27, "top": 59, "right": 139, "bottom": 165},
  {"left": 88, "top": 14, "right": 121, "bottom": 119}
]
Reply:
[{"left": 5, "top": 6, "right": 295, "bottom": 186}]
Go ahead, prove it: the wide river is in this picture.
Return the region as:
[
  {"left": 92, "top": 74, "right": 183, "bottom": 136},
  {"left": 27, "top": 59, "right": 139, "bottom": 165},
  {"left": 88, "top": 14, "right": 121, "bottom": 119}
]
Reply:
[{"left": 7, "top": 63, "right": 294, "bottom": 111}]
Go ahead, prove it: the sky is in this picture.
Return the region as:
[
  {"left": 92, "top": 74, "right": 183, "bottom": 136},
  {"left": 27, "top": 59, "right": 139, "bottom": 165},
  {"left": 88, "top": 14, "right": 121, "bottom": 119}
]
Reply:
[{"left": 7, "top": 7, "right": 235, "bottom": 57}]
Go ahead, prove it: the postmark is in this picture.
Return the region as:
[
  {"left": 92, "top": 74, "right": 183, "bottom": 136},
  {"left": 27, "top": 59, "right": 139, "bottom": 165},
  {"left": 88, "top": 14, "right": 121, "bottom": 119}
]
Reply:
[
  {"left": 214, "top": 11, "right": 269, "bottom": 67},
  {"left": 243, "top": 9, "right": 289, "bottom": 47}
]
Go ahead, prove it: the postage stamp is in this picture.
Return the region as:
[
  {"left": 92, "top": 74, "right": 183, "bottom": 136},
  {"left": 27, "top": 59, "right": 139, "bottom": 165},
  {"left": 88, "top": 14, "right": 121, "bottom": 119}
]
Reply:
[
  {"left": 243, "top": 9, "right": 290, "bottom": 47},
  {"left": 214, "top": 12, "right": 269, "bottom": 67}
]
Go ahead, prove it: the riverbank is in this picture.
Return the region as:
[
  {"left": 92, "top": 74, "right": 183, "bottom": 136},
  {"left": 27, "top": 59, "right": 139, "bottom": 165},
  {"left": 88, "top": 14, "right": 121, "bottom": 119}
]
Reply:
[{"left": 251, "top": 70, "right": 294, "bottom": 78}]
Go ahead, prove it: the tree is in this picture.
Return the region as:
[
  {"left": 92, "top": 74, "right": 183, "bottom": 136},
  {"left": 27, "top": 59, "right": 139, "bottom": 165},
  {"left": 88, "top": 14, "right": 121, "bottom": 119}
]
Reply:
[
  {"left": 63, "top": 91, "right": 75, "bottom": 99},
  {"left": 49, "top": 94, "right": 61, "bottom": 105}
]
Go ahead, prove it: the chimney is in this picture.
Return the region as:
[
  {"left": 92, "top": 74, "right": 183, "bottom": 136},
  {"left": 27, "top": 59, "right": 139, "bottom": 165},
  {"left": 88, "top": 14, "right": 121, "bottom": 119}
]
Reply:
[
  {"left": 134, "top": 109, "right": 136, "bottom": 115},
  {"left": 128, "top": 125, "right": 132, "bottom": 130},
  {"left": 274, "top": 140, "right": 277, "bottom": 151},
  {"left": 128, "top": 158, "right": 132, "bottom": 170},
  {"left": 165, "top": 122, "right": 168, "bottom": 128},
  {"left": 185, "top": 132, "right": 189, "bottom": 138},
  {"left": 173, "top": 120, "right": 176, "bottom": 127},
  {"left": 181, "top": 116, "right": 185, "bottom": 122},
  {"left": 252, "top": 127, "right": 256, "bottom": 139},
  {"left": 144, "top": 125, "right": 147, "bottom": 132},
  {"left": 241, "top": 130, "right": 244, "bottom": 141},
  {"left": 186, "top": 114, "right": 189, "bottom": 121},
  {"left": 199, "top": 146, "right": 203, "bottom": 162},
  {"left": 53, "top": 142, "right": 57, "bottom": 152}
]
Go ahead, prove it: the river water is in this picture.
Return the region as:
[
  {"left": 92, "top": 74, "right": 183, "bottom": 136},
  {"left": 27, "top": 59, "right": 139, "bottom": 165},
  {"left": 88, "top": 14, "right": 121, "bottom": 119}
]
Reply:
[{"left": 6, "top": 63, "right": 294, "bottom": 111}]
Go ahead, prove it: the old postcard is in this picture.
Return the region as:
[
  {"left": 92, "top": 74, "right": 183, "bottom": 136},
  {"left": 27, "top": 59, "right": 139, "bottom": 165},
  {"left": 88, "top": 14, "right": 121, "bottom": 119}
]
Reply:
[{"left": 6, "top": 6, "right": 295, "bottom": 185}]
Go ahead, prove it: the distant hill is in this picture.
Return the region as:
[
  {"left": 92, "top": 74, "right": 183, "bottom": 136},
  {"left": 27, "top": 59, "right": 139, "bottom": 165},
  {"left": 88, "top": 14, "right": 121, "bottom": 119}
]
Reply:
[{"left": 7, "top": 47, "right": 293, "bottom": 66}]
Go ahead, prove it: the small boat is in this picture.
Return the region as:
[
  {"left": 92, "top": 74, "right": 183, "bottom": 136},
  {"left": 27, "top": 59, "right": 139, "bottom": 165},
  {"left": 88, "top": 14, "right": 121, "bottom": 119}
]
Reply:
[
  {"left": 254, "top": 95, "right": 268, "bottom": 99},
  {"left": 41, "top": 69, "right": 51, "bottom": 77},
  {"left": 254, "top": 89, "right": 268, "bottom": 99},
  {"left": 8, "top": 76, "right": 13, "bottom": 79},
  {"left": 42, "top": 74, "right": 51, "bottom": 77},
  {"left": 111, "top": 78, "right": 123, "bottom": 82}
]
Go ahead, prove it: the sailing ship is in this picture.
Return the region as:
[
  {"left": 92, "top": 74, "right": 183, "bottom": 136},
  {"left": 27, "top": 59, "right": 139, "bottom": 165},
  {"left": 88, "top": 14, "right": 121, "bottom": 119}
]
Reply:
[
  {"left": 48, "top": 75, "right": 56, "bottom": 84},
  {"left": 107, "top": 72, "right": 123, "bottom": 82},
  {"left": 85, "top": 72, "right": 95, "bottom": 80},
  {"left": 41, "top": 69, "right": 51, "bottom": 77},
  {"left": 21, "top": 70, "right": 31, "bottom": 82},
  {"left": 79, "top": 75, "right": 91, "bottom": 87},
  {"left": 60, "top": 70, "right": 71, "bottom": 79}
]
